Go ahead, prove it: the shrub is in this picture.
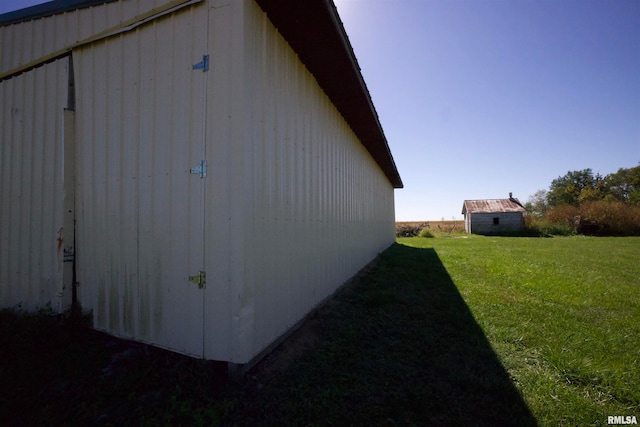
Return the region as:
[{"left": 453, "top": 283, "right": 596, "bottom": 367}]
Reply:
[
  {"left": 578, "top": 201, "right": 640, "bottom": 236},
  {"left": 536, "top": 201, "right": 640, "bottom": 236},
  {"left": 395, "top": 223, "right": 428, "bottom": 237},
  {"left": 537, "top": 221, "right": 576, "bottom": 236},
  {"left": 545, "top": 204, "right": 579, "bottom": 228},
  {"left": 418, "top": 228, "right": 435, "bottom": 238},
  {"left": 523, "top": 215, "right": 575, "bottom": 237}
]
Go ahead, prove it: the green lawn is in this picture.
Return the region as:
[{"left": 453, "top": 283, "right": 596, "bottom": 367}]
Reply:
[
  {"left": 1, "top": 236, "right": 638, "bottom": 426},
  {"left": 398, "top": 235, "right": 640, "bottom": 426}
]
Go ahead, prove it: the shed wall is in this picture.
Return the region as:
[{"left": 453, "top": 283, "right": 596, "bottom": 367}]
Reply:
[
  {"left": 0, "top": 58, "right": 69, "bottom": 311},
  {"left": 1, "top": 0, "right": 397, "bottom": 365},
  {"left": 207, "top": 0, "right": 395, "bottom": 363},
  {"left": 469, "top": 212, "right": 523, "bottom": 235},
  {"left": 73, "top": 1, "right": 209, "bottom": 357}
]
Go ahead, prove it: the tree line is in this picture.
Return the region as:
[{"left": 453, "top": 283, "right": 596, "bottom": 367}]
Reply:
[{"left": 525, "top": 164, "right": 640, "bottom": 236}]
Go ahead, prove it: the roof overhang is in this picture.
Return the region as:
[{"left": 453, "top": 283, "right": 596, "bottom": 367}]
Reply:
[{"left": 255, "top": 0, "right": 403, "bottom": 188}]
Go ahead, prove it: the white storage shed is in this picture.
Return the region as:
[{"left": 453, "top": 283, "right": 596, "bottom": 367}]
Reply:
[
  {"left": 462, "top": 195, "right": 526, "bottom": 235},
  {"left": 0, "top": 0, "right": 402, "bottom": 367}
]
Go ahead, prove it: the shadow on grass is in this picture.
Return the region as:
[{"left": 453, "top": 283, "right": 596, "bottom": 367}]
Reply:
[
  {"left": 373, "top": 243, "right": 537, "bottom": 425},
  {"left": 240, "top": 242, "right": 539, "bottom": 426}
]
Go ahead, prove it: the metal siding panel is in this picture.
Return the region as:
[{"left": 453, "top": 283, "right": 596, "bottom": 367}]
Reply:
[
  {"left": 0, "top": 59, "right": 68, "bottom": 311},
  {"left": 62, "top": 110, "right": 76, "bottom": 312},
  {"left": 202, "top": 0, "right": 239, "bottom": 361},
  {"left": 219, "top": 0, "right": 395, "bottom": 363},
  {"left": 75, "top": 3, "right": 207, "bottom": 357},
  {"left": 0, "top": 0, "right": 175, "bottom": 74}
]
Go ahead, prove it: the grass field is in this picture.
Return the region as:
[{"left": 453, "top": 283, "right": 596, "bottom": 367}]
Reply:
[
  {"left": 398, "top": 235, "right": 640, "bottom": 426},
  {"left": 1, "top": 236, "right": 638, "bottom": 425}
]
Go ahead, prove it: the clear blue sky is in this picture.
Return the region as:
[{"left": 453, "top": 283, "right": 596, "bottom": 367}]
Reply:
[
  {"left": 335, "top": 0, "right": 640, "bottom": 220},
  {"left": 2, "top": 0, "right": 639, "bottom": 220}
]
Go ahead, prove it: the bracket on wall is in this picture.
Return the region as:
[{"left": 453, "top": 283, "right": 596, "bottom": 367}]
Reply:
[
  {"left": 192, "top": 55, "right": 209, "bottom": 72},
  {"left": 188, "top": 271, "right": 206, "bottom": 289},
  {"left": 190, "top": 159, "right": 207, "bottom": 178}
]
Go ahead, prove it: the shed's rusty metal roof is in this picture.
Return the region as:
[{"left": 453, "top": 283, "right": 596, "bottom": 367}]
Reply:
[{"left": 462, "top": 199, "right": 526, "bottom": 214}]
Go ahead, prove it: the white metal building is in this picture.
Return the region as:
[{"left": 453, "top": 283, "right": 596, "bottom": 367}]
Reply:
[
  {"left": 462, "top": 195, "right": 526, "bottom": 235},
  {"left": 0, "top": 0, "right": 402, "bottom": 367}
]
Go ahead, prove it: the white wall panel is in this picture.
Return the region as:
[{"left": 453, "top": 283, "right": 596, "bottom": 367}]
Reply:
[
  {"left": 0, "top": 0, "right": 173, "bottom": 75},
  {"left": 192, "top": 0, "right": 240, "bottom": 362},
  {"left": 205, "top": 0, "right": 396, "bottom": 363},
  {"left": 0, "top": 58, "right": 69, "bottom": 311},
  {"left": 74, "top": 2, "right": 208, "bottom": 356}
]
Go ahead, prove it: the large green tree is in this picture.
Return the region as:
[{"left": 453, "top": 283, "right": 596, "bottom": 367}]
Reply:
[
  {"left": 524, "top": 189, "right": 549, "bottom": 217},
  {"left": 602, "top": 165, "right": 640, "bottom": 205},
  {"left": 541, "top": 165, "right": 640, "bottom": 209},
  {"left": 546, "top": 169, "right": 603, "bottom": 207}
]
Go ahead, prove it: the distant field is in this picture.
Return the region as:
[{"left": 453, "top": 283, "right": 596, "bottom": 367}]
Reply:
[
  {"left": 397, "top": 220, "right": 464, "bottom": 229},
  {"left": 396, "top": 220, "right": 465, "bottom": 237}
]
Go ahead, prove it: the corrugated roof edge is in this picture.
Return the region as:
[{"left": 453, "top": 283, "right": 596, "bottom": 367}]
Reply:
[
  {"left": 0, "top": 0, "right": 118, "bottom": 26},
  {"left": 462, "top": 199, "right": 527, "bottom": 214}
]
